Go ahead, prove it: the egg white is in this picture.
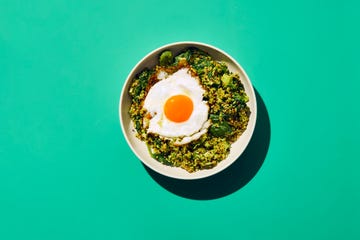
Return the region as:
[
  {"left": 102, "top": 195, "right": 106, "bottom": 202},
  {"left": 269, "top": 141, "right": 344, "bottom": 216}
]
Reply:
[{"left": 143, "top": 68, "right": 209, "bottom": 144}]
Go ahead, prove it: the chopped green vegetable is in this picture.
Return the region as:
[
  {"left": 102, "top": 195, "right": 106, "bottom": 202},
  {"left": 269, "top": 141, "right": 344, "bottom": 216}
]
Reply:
[
  {"left": 209, "top": 121, "right": 232, "bottom": 137},
  {"left": 209, "top": 114, "right": 220, "bottom": 122},
  {"left": 174, "top": 50, "right": 191, "bottom": 64}
]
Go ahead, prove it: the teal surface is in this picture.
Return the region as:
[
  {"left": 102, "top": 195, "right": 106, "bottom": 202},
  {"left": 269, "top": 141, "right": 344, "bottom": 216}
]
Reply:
[{"left": 1, "top": 0, "right": 359, "bottom": 239}]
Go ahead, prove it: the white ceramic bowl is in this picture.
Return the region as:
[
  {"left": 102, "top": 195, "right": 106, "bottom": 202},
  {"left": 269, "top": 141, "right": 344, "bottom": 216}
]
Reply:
[{"left": 119, "top": 41, "right": 257, "bottom": 180}]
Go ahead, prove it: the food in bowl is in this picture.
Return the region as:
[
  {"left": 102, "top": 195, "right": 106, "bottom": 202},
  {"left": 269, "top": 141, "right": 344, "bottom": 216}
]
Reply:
[{"left": 128, "top": 48, "right": 251, "bottom": 173}]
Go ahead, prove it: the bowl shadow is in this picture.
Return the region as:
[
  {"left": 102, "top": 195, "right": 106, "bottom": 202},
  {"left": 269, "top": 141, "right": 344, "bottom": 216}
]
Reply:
[{"left": 144, "top": 89, "right": 271, "bottom": 200}]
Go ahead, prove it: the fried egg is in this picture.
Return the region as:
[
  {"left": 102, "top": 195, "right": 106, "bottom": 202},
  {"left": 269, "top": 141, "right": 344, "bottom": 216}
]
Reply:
[{"left": 143, "top": 68, "right": 209, "bottom": 145}]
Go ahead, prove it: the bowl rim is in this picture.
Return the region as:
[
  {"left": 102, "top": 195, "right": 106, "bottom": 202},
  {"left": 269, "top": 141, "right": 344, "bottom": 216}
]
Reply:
[{"left": 119, "top": 41, "right": 257, "bottom": 180}]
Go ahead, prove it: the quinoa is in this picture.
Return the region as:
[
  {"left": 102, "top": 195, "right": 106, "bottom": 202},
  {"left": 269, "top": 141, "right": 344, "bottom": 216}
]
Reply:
[{"left": 128, "top": 48, "right": 251, "bottom": 173}]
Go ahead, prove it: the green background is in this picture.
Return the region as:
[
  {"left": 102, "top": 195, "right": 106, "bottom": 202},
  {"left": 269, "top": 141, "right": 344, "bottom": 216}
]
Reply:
[{"left": 1, "top": 0, "right": 359, "bottom": 239}]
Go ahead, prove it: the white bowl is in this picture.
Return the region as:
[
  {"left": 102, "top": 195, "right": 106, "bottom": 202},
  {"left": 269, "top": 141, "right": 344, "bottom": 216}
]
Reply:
[{"left": 119, "top": 41, "right": 257, "bottom": 180}]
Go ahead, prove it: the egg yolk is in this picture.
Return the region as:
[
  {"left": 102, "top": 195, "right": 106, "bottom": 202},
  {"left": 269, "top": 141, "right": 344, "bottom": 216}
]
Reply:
[{"left": 164, "top": 95, "right": 193, "bottom": 122}]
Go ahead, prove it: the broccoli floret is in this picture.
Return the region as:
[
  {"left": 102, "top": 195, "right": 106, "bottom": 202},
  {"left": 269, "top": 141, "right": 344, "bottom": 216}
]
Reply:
[
  {"left": 159, "top": 50, "right": 173, "bottom": 66},
  {"left": 221, "top": 74, "right": 232, "bottom": 86}
]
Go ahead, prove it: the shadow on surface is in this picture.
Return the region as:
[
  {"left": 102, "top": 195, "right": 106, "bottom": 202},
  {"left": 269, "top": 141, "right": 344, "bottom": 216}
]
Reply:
[{"left": 144, "top": 89, "right": 271, "bottom": 200}]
